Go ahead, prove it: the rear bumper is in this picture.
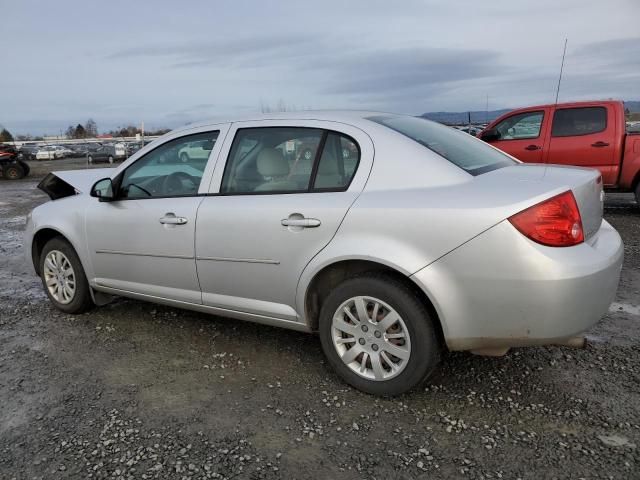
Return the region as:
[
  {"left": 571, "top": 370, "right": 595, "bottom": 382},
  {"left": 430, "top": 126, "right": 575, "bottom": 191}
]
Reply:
[{"left": 411, "top": 219, "right": 623, "bottom": 351}]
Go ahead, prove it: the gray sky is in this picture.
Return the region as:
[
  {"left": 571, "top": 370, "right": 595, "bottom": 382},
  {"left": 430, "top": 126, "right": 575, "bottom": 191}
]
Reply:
[{"left": 2, "top": 0, "right": 639, "bottom": 135}]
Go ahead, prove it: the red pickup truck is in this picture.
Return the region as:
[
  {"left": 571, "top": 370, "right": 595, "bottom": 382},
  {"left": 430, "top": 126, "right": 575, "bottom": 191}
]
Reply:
[{"left": 479, "top": 100, "right": 640, "bottom": 204}]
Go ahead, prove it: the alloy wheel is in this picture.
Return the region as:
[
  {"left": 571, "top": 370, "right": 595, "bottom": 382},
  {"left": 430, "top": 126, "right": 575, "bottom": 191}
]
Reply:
[
  {"left": 43, "top": 250, "right": 76, "bottom": 304},
  {"left": 331, "top": 296, "right": 411, "bottom": 381}
]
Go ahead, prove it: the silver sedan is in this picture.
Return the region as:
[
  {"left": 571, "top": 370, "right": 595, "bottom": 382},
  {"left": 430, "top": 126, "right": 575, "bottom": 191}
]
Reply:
[{"left": 25, "top": 111, "right": 623, "bottom": 395}]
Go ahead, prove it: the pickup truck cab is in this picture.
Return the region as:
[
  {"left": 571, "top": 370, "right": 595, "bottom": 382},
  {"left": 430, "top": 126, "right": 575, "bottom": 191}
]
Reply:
[{"left": 479, "top": 100, "right": 640, "bottom": 204}]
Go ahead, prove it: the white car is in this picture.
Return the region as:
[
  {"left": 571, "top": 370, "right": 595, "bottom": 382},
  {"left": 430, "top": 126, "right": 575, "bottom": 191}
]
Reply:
[
  {"left": 53, "top": 146, "right": 73, "bottom": 158},
  {"left": 177, "top": 139, "right": 214, "bottom": 162},
  {"left": 35, "top": 146, "right": 63, "bottom": 160}
]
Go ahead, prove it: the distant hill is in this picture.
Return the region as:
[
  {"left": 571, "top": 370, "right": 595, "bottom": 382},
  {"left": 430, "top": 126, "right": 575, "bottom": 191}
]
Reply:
[{"left": 422, "top": 100, "right": 640, "bottom": 125}]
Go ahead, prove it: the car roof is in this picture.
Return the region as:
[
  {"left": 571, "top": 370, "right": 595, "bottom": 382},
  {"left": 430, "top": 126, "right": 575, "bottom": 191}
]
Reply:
[{"left": 172, "top": 110, "right": 399, "bottom": 134}]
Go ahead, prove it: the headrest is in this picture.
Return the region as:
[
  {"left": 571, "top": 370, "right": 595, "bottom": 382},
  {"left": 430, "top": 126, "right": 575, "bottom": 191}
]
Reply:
[{"left": 257, "top": 148, "right": 289, "bottom": 177}]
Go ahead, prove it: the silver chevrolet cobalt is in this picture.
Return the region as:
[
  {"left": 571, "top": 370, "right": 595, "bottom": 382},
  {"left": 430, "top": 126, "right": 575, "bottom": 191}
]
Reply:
[{"left": 26, "top": 112, "right": 623, "bottom": 395}]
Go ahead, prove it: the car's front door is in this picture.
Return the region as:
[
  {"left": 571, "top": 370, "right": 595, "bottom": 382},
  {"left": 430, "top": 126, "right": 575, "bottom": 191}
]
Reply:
[
  {"left": 488, "top": 109, "right": 548, "bottom": 163},
  {"left": 85, "top": 127, "right": 226, "bottom": 304},
  {"left": 195, "top": 121, "right": 373, "bottom": 321}
]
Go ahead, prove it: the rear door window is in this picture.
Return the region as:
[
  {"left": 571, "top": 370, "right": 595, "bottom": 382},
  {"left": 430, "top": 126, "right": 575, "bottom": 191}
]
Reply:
[
  {"left": 551, "top": 107, "right": 607, "bottom": 137},
  {"left": 220, "top": 127, "right": 361, "bottom": 194}
]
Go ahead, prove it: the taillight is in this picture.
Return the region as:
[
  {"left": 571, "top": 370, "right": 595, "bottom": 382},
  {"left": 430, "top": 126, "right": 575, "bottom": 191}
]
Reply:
[{"left": 509, "top": 191, "right": 584, "bottom": 247}]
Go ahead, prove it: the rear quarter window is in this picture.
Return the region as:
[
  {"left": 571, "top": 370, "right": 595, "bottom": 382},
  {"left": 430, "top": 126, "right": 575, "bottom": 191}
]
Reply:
[{"left": 369, "top": 115, "right": 516, "bottom": 176}]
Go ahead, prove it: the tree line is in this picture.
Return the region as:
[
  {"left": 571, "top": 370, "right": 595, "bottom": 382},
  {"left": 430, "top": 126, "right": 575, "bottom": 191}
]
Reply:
[{"left": 64, "top": 119, "right": 98, "bottom": 139}]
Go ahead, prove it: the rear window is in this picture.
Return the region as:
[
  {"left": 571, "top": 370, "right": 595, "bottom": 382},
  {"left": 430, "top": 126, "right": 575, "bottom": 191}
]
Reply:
[{"left": 369, "top": 115, "right": 516, "bottom": 176}]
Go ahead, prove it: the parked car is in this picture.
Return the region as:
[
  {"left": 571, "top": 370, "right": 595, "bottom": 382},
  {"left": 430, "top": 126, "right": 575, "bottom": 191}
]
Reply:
[
  {"left": 125, "top": 142, "right": 142, "bottom": 156},
  {"left": 0, "top": 144, "right": 30, "bottom": 180},
  {"left": 87, "top": 145, "right": 125, "bottom": 164},
  {"left": 54, "top": 145, "right": 74, "bottom": 158},
  {"left": 455, "top": 125, "right": 483, "bottom": 136},
  {"left": 35, "top": 146, "right": 64, "bottom": 160},
  {"left": 67, "top": 144, "right": 89, "bottom": 157},
  {"left": 19, "top": 143, "right": 40, "bottom": 160},
  {"left": 478, "top": 100, "right": 640, "bottom": 204},
  {"left": 177, "top": 139, "right": 214, "bottom": 162},
  {"left": 27, "top": 111, "right": 622, "bottom": 395}
]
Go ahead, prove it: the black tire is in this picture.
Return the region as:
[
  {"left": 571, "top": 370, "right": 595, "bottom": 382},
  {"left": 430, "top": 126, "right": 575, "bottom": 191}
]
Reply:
[
  {"left": 3, "top": 163, "right": 25, "bottom": 180},
  {"left": 318, "top": 274, "right": 441, "bottom": 396},
  {"left": 40, "top": 237, "right": 94, "bottom": 314},
  {"left": 635, "top": 182, "right": 640, "bottom": 207}
]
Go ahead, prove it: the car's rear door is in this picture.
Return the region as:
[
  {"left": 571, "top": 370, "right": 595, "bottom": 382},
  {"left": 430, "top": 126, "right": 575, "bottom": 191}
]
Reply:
[
  {"left": 545, "top": 105, "right": 618, "bottom": 185},
  {"left": 195, "top": 120, "right": 373, "bottom": 321},
  {"left": 85, "top": 125, "right": 229, "bottom": 303}
]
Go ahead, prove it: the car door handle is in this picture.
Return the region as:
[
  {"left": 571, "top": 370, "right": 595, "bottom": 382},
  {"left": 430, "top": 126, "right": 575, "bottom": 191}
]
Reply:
[
  {"left": 524, "top": 144, "right": 541, "bottom": 151},
  {"left": 281, "top": 218, "right": 321, "bottom": 228},
  {"left": 591, "top": 141, "right": 609, "bottom": 148},
  {"left": 159, "top": 213, "right": 188, "bottom": 225}
]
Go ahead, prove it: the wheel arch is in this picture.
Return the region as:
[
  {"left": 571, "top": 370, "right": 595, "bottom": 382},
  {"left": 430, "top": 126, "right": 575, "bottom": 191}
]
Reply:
[
  {"left": 31, "top": 227, "right": 74, "bottom": 276},
  {"left": 302, "top": 258, "right": 446, "bottom": 348}
]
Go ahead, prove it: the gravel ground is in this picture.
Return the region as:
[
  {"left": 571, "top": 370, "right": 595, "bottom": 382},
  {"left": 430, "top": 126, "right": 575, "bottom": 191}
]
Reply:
[{"left": 1, "top": 161, "right": 639, "bottom": 479}]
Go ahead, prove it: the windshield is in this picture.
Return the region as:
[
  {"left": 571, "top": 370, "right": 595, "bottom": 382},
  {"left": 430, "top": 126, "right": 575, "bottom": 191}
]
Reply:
[{"left": 369, "top": 115, "right": 517, "bottom": 176}]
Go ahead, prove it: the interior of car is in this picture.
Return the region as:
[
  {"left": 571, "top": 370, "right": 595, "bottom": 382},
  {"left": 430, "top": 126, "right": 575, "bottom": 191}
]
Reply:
[{"left": 221, "top": 127, "right": 359, "bottom": 194}]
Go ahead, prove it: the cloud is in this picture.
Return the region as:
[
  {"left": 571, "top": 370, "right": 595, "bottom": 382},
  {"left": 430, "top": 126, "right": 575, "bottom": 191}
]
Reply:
[{"left": 107, "top": 34, "right": 327, "bottom": 69}]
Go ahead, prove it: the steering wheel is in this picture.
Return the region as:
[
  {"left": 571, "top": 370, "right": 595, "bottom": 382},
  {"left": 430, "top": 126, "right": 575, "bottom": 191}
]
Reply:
[{"left": 162, "top": 171, "right": 198, "bottom": 195}]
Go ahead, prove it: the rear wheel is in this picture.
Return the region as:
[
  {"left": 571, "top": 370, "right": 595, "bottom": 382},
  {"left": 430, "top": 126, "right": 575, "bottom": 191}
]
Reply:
[
  {"left": 3, "top": 163, "right": 25, "bottom": 180},
  {"left": 40, "top": 237, "right": 93, "bottom": 314},
  {"left": 318, "top": 274, "right": 441, "bottom": 395}
]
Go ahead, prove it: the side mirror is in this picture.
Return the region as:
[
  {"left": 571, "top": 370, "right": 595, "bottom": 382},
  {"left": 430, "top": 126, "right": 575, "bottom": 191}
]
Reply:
[
  {"left": 480, "top": 128, "right": 501, "bottom": 142},
  {"left": 90, "top": 177, "right": 115, "bottom": 202}
]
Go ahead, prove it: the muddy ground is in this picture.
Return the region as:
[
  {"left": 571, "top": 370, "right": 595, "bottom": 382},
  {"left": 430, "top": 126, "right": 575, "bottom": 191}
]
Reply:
[{"left": 1, "top": 160, "right": 639, "bottom": 479}]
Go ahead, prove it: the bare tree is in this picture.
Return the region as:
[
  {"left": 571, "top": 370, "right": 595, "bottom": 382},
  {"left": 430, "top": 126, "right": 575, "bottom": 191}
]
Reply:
[{"left": 85, "top": 119, "right": 98, "bottom": 137}]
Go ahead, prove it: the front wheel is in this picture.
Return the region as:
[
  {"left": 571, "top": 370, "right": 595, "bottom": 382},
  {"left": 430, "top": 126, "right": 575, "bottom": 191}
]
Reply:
[
  {"left": 318, "top": 274, "right": 441, "bottom": 396},
  {"left": 40, "top": 237, "right": 94, "bottom": 314},
  {"left": 3, "top": 163, "right": 25, "bottom": 180}
]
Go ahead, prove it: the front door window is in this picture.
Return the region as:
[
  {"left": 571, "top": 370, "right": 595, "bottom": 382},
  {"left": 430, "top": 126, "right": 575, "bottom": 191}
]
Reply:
[{"left": 119, "top": 131, "right": 219, "bottom": 199}]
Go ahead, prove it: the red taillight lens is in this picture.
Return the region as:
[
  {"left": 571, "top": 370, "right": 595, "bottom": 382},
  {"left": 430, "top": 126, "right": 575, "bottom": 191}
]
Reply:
[{"left": 509, "top": 191, "right": 584, "bottom": 247}]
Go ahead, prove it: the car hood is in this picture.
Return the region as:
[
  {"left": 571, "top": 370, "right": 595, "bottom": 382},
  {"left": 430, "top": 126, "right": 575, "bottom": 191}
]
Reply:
[{"left": 38, "top": 168, "right": 115, "bottom": 200}]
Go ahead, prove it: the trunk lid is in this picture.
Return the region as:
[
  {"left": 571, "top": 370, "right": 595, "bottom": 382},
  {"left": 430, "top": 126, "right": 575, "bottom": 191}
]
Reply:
[{"left": 476, "top": 163, "right": 603, "bottom": 240}]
